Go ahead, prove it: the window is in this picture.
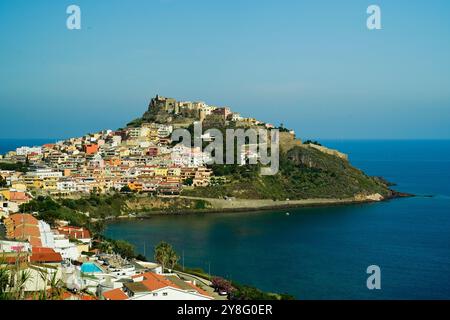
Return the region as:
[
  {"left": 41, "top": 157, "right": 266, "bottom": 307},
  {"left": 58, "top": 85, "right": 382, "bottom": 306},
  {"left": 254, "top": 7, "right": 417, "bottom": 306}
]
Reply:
[
  {"left": 153, "top": 293, "right": 158, "bottom": 296},
  {"left": 163, "top": 293, "right": 168, "bottom": 296}
]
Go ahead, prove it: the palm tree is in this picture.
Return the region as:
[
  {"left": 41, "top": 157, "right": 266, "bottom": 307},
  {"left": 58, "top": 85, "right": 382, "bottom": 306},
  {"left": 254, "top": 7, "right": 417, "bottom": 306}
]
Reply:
[
  {"left": 154, "top": 242, "right": 179, "bottom": 273},
  {"left": 0, "top": 257, "right": 31, "bottom": 300},
  {"left": 37, "top": 267, "right": 63, "bottom": 300}
]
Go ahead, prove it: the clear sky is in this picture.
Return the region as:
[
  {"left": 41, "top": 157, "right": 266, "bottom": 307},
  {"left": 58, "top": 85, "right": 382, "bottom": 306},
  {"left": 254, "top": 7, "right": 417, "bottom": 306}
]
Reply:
[{"left": 1, "top": 0, "right": 449, "bottom": 140}]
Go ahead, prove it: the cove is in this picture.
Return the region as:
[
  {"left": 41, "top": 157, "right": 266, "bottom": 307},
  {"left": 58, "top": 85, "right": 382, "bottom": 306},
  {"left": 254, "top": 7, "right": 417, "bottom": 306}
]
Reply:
[{"left": 104, "top": 140, "right": 450, "bottom": 299}]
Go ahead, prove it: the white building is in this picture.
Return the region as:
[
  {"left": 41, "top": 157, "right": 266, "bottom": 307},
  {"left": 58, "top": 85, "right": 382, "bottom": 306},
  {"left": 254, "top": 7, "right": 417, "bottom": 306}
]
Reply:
[
  {"left": 36, "top": 221, "right": 54, "bottom": 248},
  {"left": 57, "top": 180, "right": 77, "bottom": 193},
  {"left": 0, "top": 240, "right": 31, "bottom": 253},
  {"left": 102, "top": 272, "right": 213, "bottom": 301},
  {"left": 26, "top": 169, "right": 63, "bottom": 179},
  {"left": 157, "top": 125, "right": 173, "bottom": 138},
  {"left": 52, "top": 234, "right": 80, "bottom": 261},
  {"left": 16, "top": 146, "right": 42, "bottom": 156}
]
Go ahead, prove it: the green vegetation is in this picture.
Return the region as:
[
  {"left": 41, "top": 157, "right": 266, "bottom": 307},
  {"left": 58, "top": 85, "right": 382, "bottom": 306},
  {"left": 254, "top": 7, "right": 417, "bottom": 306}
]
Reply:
[
  {"left": 303, "top": 140, "right": 322, "bottom": 146},
  {"left": 176, "top": 266, "right": 211, "bottom": 280},
  {"left": 120, "top": 185, "right": 133, "bottom": 193},
  {"left": 126, "top": 118, "right": 144, "bottom": 128},
  {"left": 0, "top": 255, "right": 31, "bottom": 300},
  {"left": 93, "top": 237, "right": 146, "bottom": 261},
  {"left": 0, "top": 176, "right": 7, "bottom": 188},
  {"left": 19, "top": 194, "right": 132, "bottom": 228},
  {"left": 20, "top": 196, "right": 89, "bottom": 227},
  {"left": 183, "top": 177, "right": 194, "bottom": 186},
  {"left": 230, "top": 282, "right": 295, "bottom": 300},
  {"left": 109, "top": 239, "right": 136, "bottom": 260},
  {"left": 0, "top": 161, "right": 29, "bottom": 173},
  {"left": 183, "top": 145, "right": 389, "bottom": 200},
  {"left": 154, "top": 241, "right": 179, "bottom": 272}
]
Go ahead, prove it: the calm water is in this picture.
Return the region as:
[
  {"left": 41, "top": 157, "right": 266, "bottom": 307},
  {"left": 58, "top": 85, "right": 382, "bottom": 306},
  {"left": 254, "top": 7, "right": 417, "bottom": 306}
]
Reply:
[
  {"left": 2, "top": 139, "right": 449, "bottom": 299},
  {"left": 105, "top": 140, "right": 450, "bottom": 299}
]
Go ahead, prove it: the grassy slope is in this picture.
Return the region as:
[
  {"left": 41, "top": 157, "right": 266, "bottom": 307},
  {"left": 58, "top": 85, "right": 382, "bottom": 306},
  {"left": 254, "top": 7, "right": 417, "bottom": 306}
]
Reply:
[{"left": 182, "top": 145, "right": 389, "bottom": 200}]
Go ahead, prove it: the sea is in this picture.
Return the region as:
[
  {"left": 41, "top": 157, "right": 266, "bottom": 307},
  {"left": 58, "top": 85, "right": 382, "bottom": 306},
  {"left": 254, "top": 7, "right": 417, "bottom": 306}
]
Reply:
[{"left": 2, "top": 139, "right": 450, "bottom": 299}]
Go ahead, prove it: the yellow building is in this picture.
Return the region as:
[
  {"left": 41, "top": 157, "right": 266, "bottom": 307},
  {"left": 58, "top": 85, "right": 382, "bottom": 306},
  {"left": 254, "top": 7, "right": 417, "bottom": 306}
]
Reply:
[
  {"left": 128, "top": 181, "right": 143, "bottom": 192},
  {"left": 42, "top": 177, "right": 59, "bottom": 191},
  {"left": 155, "top": 168, "right": 168, "bottom": 177},
  {"left": 168, "top": 167, "right": 181, "bottom": 177},
  {"left": 0, "top": 189, "right": 10, "bottom": 200}
]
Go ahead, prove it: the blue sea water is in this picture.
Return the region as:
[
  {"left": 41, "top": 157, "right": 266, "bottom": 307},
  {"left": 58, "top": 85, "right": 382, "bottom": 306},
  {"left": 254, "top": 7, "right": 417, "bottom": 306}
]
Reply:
[
  {"left": 2, "top": 139, "right": 449, "bottom": 299},
  {"left": 104, "top": 140, "right": 450, "bottom": 299}
]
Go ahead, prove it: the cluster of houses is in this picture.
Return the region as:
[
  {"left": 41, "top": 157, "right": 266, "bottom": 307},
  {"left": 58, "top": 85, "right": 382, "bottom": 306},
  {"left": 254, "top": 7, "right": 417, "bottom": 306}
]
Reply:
[
  {"left": 1, "top": 214, "right": 91, "bottom": 261},
  {"left": 1, "top": 127, "right": 213, "bottom": 198},
  {"left": 0, "top": 213, "right": 215, "bottom": 300},
  {"left": 0, "top": 95, "right": 279, "bottom": 202}
]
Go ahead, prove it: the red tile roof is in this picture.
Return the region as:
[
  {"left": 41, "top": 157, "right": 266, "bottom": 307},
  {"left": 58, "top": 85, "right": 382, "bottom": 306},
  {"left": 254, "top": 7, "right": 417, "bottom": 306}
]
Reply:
[
  {"left": 130, "top": 272, "right": 212, "bottom": 297},
  {"left": 137, "top": 272, "right": 180, "bottom": 291},
  {"left": 13, "top": 226, "right": 40, "bottom": 238},
  {"left": 7, "top": 214, "right": 42, "bottom": 246},
  {"left": 60, "top": 292, "right": 98, "bottom": 300},
  {"left": 57, "top": 226, "right": 91, "bottom": 239},
  {"left": 10, "top": 214, "right": 38, "bottom": 225},
  {"left": 103, "top": 288, "right": 128, "bottom": 301},
  {"left": 9, "top": 192, "right": 29, "bottom": 202},
  {"left": 30, "top": 247, "right": 62, "bottom": 263}
]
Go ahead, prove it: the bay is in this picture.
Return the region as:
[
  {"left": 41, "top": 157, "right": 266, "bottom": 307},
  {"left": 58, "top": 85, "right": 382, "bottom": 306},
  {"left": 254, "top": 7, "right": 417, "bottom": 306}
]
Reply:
[{"left": 105, "top": 140, "right": 450, "bottom": 299}]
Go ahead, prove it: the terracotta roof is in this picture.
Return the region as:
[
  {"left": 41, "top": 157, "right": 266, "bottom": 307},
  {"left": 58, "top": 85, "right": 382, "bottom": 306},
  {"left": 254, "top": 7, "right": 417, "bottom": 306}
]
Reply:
[
  {"left": 32, "top": 247, "right": 55, "bottom": 253},
  {"left": 57, "top": 226, "right": 91, "bottom": 239},
  {"left": 9, "top": 192, "right": 29, "bottom": 202},
  {"left": 10, "top": 214, "right": 38, "bottom": 225},
  {"left": 103, "top": 288, "right": 128, "bottom": 301},
  {"left": 140, "top": 272, "right": 181, "bottom": 291},
  {"left": 133, "top": 272, "right": 212, "bottom": 297},
  {"left": 13, "top": 226, "right": 40, "bottom": 238},
  {"left": 30, "top": 247, "right": 62, "bottom": 263},
  {"left": 61, "top": 292, "right": 98, "bottom": 300},
  {"left": 28, "top": 237, "right": 42, "bottom": 247}
]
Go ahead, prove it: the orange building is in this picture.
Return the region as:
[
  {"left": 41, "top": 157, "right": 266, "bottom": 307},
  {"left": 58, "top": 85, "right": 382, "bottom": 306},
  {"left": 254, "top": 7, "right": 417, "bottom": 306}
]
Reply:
[
  {"left": 84, "top": 144, "right": 99, "bottom": 155},
  {"left": 4, "top": 213, "right": 42, "bottom": 247}
]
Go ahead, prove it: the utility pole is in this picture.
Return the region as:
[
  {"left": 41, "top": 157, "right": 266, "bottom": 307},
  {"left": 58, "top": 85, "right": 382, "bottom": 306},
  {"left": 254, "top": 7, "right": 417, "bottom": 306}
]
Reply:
[{"left": 182, "top": 250, "right": 185, "bottom": 272}]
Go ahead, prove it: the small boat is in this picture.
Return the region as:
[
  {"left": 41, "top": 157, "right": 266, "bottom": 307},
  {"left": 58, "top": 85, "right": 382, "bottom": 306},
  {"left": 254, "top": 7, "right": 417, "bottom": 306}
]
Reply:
[{"left": 286, "top": 212, "right": 290, "bottom": 216}]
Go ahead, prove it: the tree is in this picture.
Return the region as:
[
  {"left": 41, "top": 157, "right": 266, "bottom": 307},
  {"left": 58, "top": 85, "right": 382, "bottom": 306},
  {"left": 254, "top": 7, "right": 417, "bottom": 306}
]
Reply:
[
  {"left": 112, "top": 240, "right": 136, "bottom": 260},
  {"left": 211, "top": 277, "right": 234, "bottom": 294},
  {"left": 88, "top": 221, "right": 105, "bottom": 236},
  {"left": 0, "top": 176, "right": 7, "bottom": 188},
  {"left": 38, "top": 268, "right": 63, "bottom": 300},
  {"left": 120, "top": 185, "right": 132, "bottom": 193},
  {"left": 154, "top": 241, "right": 179, "bottom": 273},
  {"left": 184, "top": 177, "right": 194, "bottom": 186},
  {"left": 0, "top": 253, "right": 31, "bottom": 300},
  {"left": 303, "top": 140, "right": 322, "bottom": 146}
]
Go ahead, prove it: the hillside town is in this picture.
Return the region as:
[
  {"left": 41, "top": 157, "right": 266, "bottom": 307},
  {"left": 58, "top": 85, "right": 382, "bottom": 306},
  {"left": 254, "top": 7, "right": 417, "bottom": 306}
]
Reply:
[
  {"left": 0, "top": 95, "right": 284, "bottom": 211},
  {"left": 0, "top": 213, "right": 221, "bottom": 300},
  {"left": 0, "top": 95, "right": 286, "bottom": 300}
]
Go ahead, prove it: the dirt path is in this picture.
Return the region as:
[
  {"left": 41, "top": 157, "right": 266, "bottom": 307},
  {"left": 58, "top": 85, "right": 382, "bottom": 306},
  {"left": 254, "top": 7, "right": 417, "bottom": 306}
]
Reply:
[{"left": 179, "top": 196, "right": 367, "bottom": 210}]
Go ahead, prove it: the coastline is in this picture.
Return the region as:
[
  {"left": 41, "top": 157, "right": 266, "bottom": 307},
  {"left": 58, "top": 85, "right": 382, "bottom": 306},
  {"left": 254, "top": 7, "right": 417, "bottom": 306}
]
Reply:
[{"left": 114, "top": 191, "right": 413, "bottom": 219}]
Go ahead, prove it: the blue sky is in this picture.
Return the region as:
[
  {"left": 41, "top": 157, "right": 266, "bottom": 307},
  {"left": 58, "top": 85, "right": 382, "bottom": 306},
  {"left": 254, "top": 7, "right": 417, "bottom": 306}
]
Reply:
[{"left": 1, "top": 0, "right": 449, "bottom": 139}]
